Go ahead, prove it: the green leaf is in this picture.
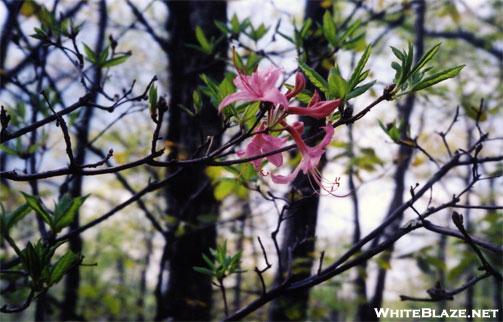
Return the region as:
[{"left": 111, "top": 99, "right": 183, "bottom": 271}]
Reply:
[
  {"left": 21, "top": 242, "right": 42, "bottom": 280},
  {"left": 202, "top": 253, "right": 215, "bottom": 269},
  {"left": 248, "top": 23, "right": 269, "bottom": 41},
  {"left": 38, "top": 7, "right": 54, "bottom": 30},
  {"left": 149, "top": 85, "right": 158, "bottom": 111},
  {"left": 410, "top": 43, "right": 441, "bottom": 77},
  {"left": 410, "top": 65, "right": 464, "bottom": 92},
  {"left": 322, "top": 11, "right": 337, "bottom": 46},
  {"left": 399, "top": 42, "right": 414, "bottom": 84},
  {"left": 0, "top": 144, "right": 19, "bottom": 155},
  {"left": 218, "top": 74, "right": 236, "bottom": 100},
  {"left": 245, "top": 52, "right": 260, "bottom": 73},
  {"left": 195, "top": 26, "right": 214, "bottom": 54},
  {"left": 378, "top": 120, "right": 401, "bottom": 142},
  {"left": 214, "top": 20, "right": 228, "bottom": 34},
  {"left": 241, "top": 101, "right": 260, "bottom": 130},
  {"left": 346, "top": 81, "right": 375, "bottom": 100},
  {"left": 102, "top": 54, "right": 130, "bottom": 68},
  {"left": 299, "top": 61, "right": 328, "bottom": 93},
  {"left": 193, "top": 266, "right": 214, "bottom": 277},
  {"left": 299, "top": 18, "right": 312, "bottom": 39},
  {"left": 352, "top": 147, "right": 384, "bottom": 172},
  {"left": 22, "top": 193, "right": 53, "bottom": 228},
  {"left": 192, "top": 90, "right": 202, "bottom": 114},
  {"left": 295, "top": 92, "right": 312, "bottom": 105},
  {"left": 82, "top": 43, "right": 96, "bottom": 64},
  {"left": 98, "top": 46, "right": 109, "bottom": 65},
  {"left": 214, "top": 179, "right": 237, "bottom": 201},
  {"left": 49, "top": 251, "right": 80, "bottom": 285},
  {"left": 239, "top": 162, "right": 256, "bottom": 181},
  {"left": 349, "top": 45, "right": 371, "bottom": 89},
  {"left": 339, "top": 19, "right": 361, "bottom": 43},
  {"left": 390, "top": 46, "right": 405, "bottom": 61},
  {"left": 6, "top": 204, "right": 31, "bottom": 230},
  {"left": 53, "top": 195, "right": 87, "bottom": 233},
  {"left": 448, "top": 253, "right": 476, "bottom": 282},
  {"left": 229, "top": 251, "right": 242, "bottom": 273},
  {"left": 230, "top": 14, "right": 240, "bottom": 33},
  {"left": 327, "top": 67, "right": 347, "bottom": 99},
  {"left": 391, "top": 61, "right": 402, "bottom": 83}
]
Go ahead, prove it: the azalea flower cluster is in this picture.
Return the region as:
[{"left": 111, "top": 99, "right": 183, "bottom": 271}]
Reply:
[{"left": 219, "top": 64, "right": 342, "bottom": 193}]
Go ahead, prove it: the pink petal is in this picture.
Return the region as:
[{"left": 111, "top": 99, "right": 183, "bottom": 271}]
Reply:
[
  {"left": 308, "top": 90, "right": 321, "bottom": 107},
  {"left": 287, "top": 121, "right": 308, "bottom": 154},
  {"left": 271, "top": 163, "right": 302, "bottom": 184},
  {"left": 260, "top": 67, "right": 283, "bottom": 90},
  {"left": 261, "top": 135, "right": 286, "bottom": 167},
  {"left": 317, "top": 125, "right": 334, "bottom": 148},
  {"left": 218, "top": 91, "right": 256, "bottom": 112},
  {"left": 267, "top": 153, "right": 283, "bottom": 167},
  {"left": 287, "top": 99, "right": 341, "bottom": 119},
  {"left": 261, "top": 88, "right": 289, "bottom": 108},
  {"left": 286, "top": 72, "right": 306, "bottom": 100}
]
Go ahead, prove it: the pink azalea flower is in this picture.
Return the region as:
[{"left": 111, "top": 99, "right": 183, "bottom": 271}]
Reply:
[
  {"left": 237, "top": 125, "right": 288, "bottom": 172},
  {"left": 286, "top": 90, "right": 342, "bottom": 119},
  {"left": 218, "top": 66, "right": 289, "bottom": 112},
  {"left": 271, "top": 121, "right": 337, "bottom": 193},
  {"left": 285, "top": 72, "right": 306, "bottom": 100}
]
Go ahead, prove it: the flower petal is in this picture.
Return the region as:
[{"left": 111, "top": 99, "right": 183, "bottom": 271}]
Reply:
[
  {"left": 308, "top": 90, "right": 321, "bottom": 107},
  {"left": 261, "top": 135, "right": 287, "bottom": 167},
  {"left": 259, "top": 67, "right": 283, "bottom": 90},
  {"left": 218, "top": 91, "right": 256, "bottom": 112},
  {"left": 287, "top": 98, "right": 341, "bottom": 119},
  {"left": 261, "top": 88, "right": 289, "bottom": 108},
  {"left": 271, "top": 163, "right": 302, "bottom": 184},
  {"left": 286, "top": 72, "right": 306, "bottom": 100}
]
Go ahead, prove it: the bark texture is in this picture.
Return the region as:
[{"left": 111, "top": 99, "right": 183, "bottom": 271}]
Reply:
[
  {"left": 154, "top": 1, "right": 227, "bottom": 320},
  {"left": 369, "top": 1, "right": 426, "bottom": 319},
  {"left": 269, "top": 2, "right": 328, "bottom": 320}
]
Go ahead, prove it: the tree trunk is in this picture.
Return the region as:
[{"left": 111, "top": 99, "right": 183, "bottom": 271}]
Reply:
[
  {"left": 487, "top": 177, "right": 503, "bottom": 321},
  {"left": 437, "top": 233, "right": 448, "bottom": 321},
  {"left": 0, "top": 0, "right": 23, "bottom": 71},
  {"left": 137, "top": 232, "right": 154, "bottom": 322},
  {"left": 233, "top": 204, "right": 249, "bottom": 311},
  {"left": 269, "top": 2, "right": 328, "bottom": 320},
  {"left": 369, "top": 0, "right": 425, "bottom": 318},
  {"left": 348, "top": 122, "right": 374, "bottom": 321},
  {"left": 60, "top": 1, "right": 107, "bottom": 320},
  {"left": 464, "top": 120, "right": 474, "bottom": 322},
  {"left": 155, "top": 1, "right": 227, "bottom": 321}
]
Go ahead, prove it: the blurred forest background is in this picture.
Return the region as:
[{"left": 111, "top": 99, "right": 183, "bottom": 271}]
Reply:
[{"left": 0, "top": 0, "right": 502, "bottom": 321}]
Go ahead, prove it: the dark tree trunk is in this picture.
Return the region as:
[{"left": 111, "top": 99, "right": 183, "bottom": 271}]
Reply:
[
  {"left": 437, "top": 233, "right": 448, "bottom": 321},
  {"left": 155, "top": 1, "right": 227, "bottom": 321},
  {"left": 0, "top": 1, "right": 23, "bottom": 187},
  {"left": 369, "top": 1, "right": 426, "bottom": 318},
  {"left": 487, "top": 177, "right": 503, "bottom": 322},
  {"left": 269, "top": 2, "right": 328, "bottom": 321},
  {"left": 0, "top": 0, "right": 22, "bottom": 71},
  {"left": 60, "top": 1, "right": 107, "bottom": 320},
  {"left": 233, "top": 203, "right": 249, "bottom": 311},
  {"left": 464, "top": 120, "right": 474, "bottom": 322},
  {"left": 137, "top": 232, "right": 154, "bottom": 322},
  {"left": 349, "top": 122, "right": 373, "bottom": 322}
]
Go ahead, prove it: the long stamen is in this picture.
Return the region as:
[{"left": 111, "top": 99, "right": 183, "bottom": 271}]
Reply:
[
  {"left": 232, "top": 47, "right": 261, "bottom": 97},
  {"left": 306, "top": 172, "right": 321, "bottom": 196},
  {"left": 238, "top": 72, "right": 261, "bottom": 97},
  {"left": 309, "top": 169, "right": 350, "bottom": 197}
]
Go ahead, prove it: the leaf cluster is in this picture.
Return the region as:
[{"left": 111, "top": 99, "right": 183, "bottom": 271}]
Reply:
[
  {"left": 193, "top": 241, "right": 242, "bottom": 281},
  {"left": 390, "top": 43, "right": 464, "bottom": 97}
]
